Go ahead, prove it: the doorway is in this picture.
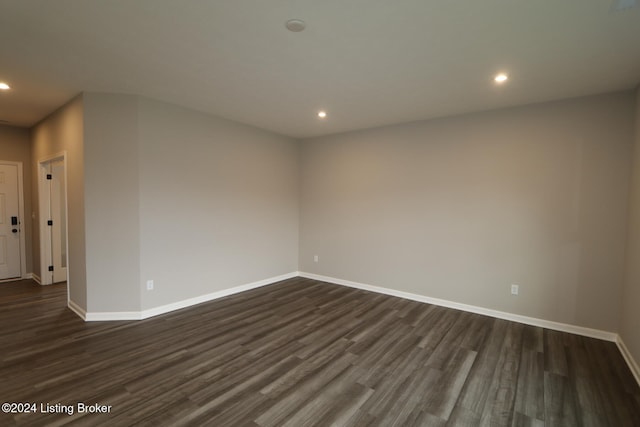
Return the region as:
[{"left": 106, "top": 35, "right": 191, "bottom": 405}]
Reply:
[
  {"left": 38, "top": 154, "right": 68, "bottom": 285},
  {"left": 0, "top": 161, "right": 26, "bottom": 281}
]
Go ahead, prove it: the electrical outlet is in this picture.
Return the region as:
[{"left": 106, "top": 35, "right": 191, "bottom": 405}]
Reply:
[
  {"left": 146, "top": 280, "right": 154, "bottom": 291},
  {"left": 314, "top": 255, "right": 319, "bottom": 263},
  {"left": 511, "top": 284, "right": 519, "bottom": 295}
]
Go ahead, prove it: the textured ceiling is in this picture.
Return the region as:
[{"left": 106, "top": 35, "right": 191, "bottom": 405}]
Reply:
[{"left": 0, "top": 0, "right": 639, "bottom": 138}]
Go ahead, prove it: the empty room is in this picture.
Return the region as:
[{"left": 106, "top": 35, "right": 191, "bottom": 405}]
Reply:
[{"left": 1, "top": 1, "right": 640, "bottom": 426}]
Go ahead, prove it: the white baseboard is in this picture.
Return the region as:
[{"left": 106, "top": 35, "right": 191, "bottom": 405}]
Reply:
[
  {"left": 68, "top": 299, "right": 87, "bottom": 320},
  {"left": 299, "top": 272, "right": 618, "bottom": 342},
  {"left": 139, "top": 271, "right": 299, "bottom": 320},
  {"left": 68, "top": 269, "right": 640, "bottom": 388},
  {"left": 31, "top": 273, "right": 41, "bottom": 284},
  {"left": 83, "top": 272, "right": 299, "bottom": 322},
  {"left": 85, "top": 311, "right": 141, "bottom": 321},
  {"left": 0, "top": 274, "right": 33, "bottom": 283},
  {"left": 616, "top": 336, "right": 640, "bottom": 387}
]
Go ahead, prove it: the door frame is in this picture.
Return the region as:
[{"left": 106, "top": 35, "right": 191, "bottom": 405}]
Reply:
[
  {"left": 0, "top": 160, "right": 27, "bottom": 281},
  {"left": 37, "top": 152, "right": 69, "bottom": 287}
]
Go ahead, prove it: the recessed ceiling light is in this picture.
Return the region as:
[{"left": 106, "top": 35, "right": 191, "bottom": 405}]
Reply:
[
  {"left": 0, "top": 83, "right": 10, "bottom": 90},
  {"left": 318, "top": 111, "right": 327, "bottom": 118},
  {"left": 286, "top": 19, "right": 306, "bottom": 32},
  {"left": 494, "top": 73, "right": 508, "bottom": 83}
]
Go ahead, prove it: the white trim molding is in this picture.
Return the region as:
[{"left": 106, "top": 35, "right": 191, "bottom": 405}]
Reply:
[
  {"left": 81, "top": 272, "right": 299, "bottom": 322},
  {"left": 616, "top": 336, "right": 640, "bottom": 387},
  {"left": 67, "top": 299, "right": 87, "bottom": 320},
  {"left": 37, "top": 152, "right": 69, "bottom": 288},
  {"left": 302, "top": 271, "right": 639, "bottom": 387},
  {"left": 299, "top": 272, "right": 618, "bottom": 342},
  {"left": 139, "top": 271, "right": 299, "bottom": 320},
  {"left": 69, "top": 269, "right": 640, "bottom": 387},
  {"left": 31, "top": 273, "right": 41, "bottom": 284}
]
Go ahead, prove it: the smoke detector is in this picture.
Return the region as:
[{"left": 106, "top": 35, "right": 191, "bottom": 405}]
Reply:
[{"left": 285, "top": 19, "right": 306, "bottom": 32}]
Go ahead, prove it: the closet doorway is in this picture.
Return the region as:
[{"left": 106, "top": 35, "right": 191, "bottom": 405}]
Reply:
[{"left": 38, "top": 154, "right": 68, "bottom": 285}]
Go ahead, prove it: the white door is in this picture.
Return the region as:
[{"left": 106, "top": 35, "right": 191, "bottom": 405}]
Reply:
[
  {"left": 50, "top": 159, "right": 67, "bottom": 283},
  {"left": 0, "top": 164, "right": 21, "bottom": 280}
]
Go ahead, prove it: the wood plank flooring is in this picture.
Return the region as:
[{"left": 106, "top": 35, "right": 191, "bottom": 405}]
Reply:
[{"left": 0, "top": 277, "right": 639, "bottom": 426}]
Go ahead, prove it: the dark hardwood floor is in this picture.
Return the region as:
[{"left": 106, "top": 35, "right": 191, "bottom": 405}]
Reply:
[{"left": 0, "top": 277, "right": 638, "bottom": 426}]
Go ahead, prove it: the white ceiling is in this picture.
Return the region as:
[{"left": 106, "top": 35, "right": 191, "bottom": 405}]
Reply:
[{"left": 0, "top": 0, "right": 639, "bottom": 138}]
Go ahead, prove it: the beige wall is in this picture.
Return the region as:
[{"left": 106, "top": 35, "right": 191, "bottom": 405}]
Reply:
[
  {"left": 0, "top": 125, "right": 33, "bottom": 274},
  {"left": 21, "top": 88, "right": 637, "bottom": 346},
  {"left": 31, "top": 96, "right": 86, "bottom": 309},
  {"left": 138, "top": 97, "right": 299, "bottom": 310},
  {"left": 26, "top": 92, "right": 299, "bottom": 314},
  {"left": 66, "top": 93, "right": 299, "bottom": 313},
  {"left": 83, "top": 93, "right": 141, "bottom": 312},
  {"left": 299, "top": 91, "right": 635, "bottom": 332},
  {"left": 621, "top": 87, "right": 640, "bottom": 364}
]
